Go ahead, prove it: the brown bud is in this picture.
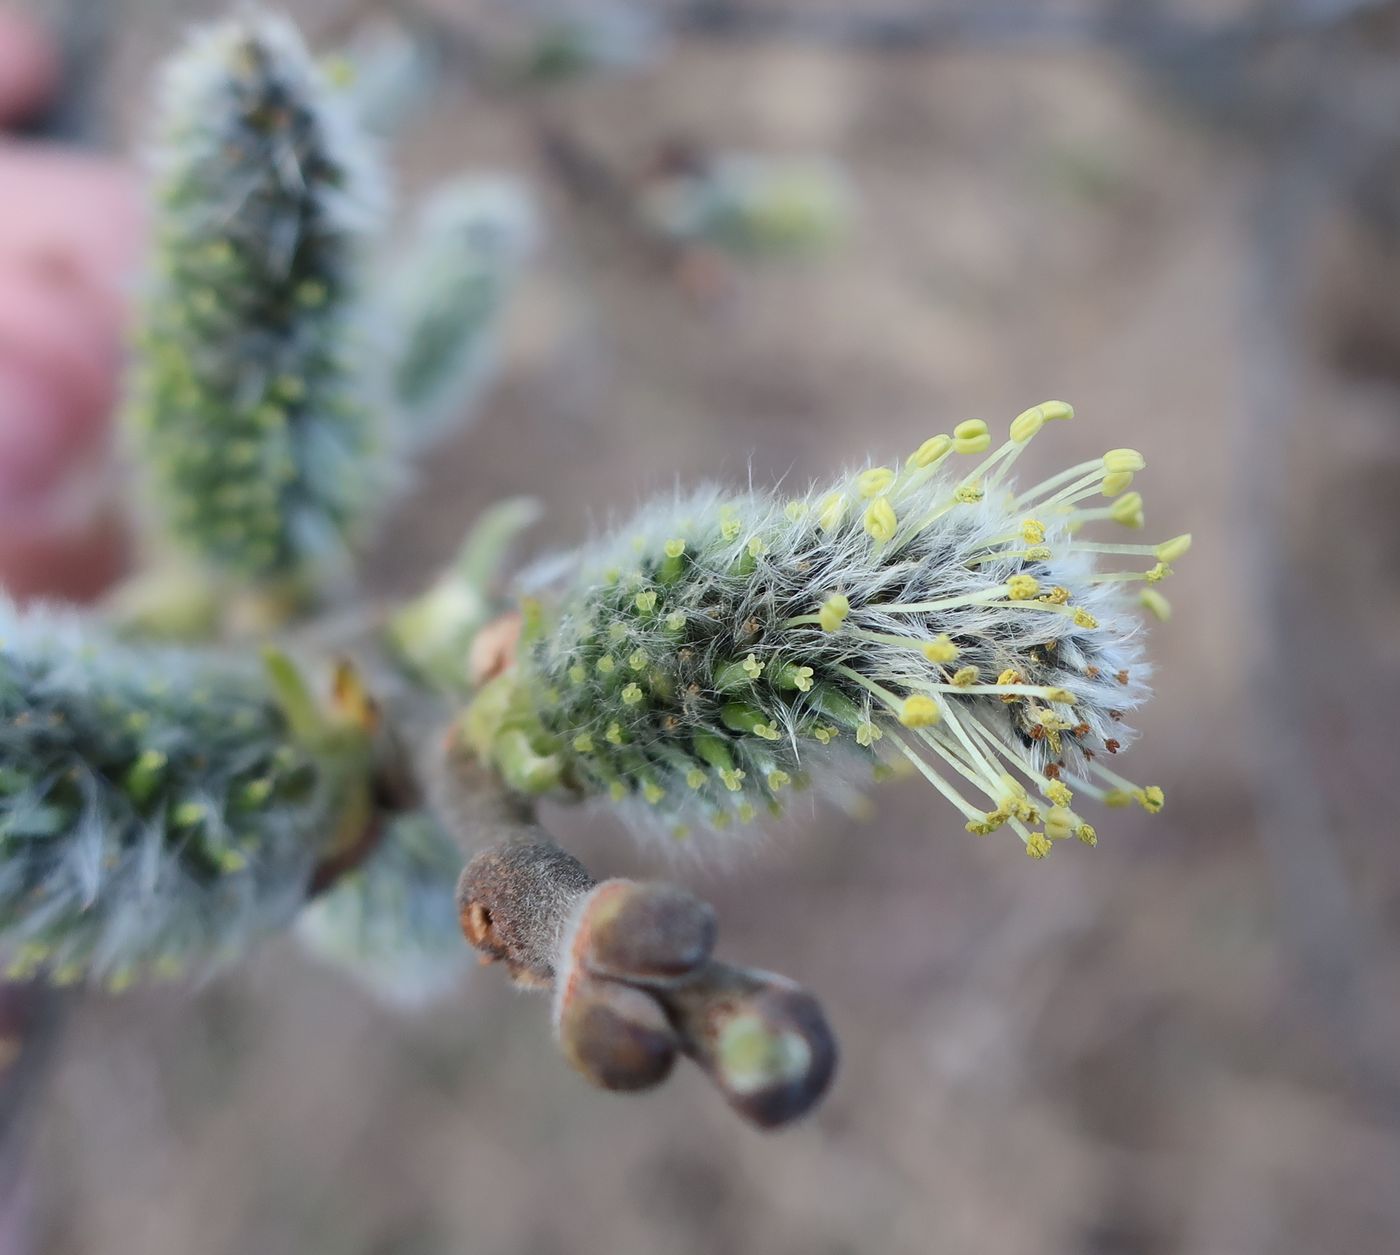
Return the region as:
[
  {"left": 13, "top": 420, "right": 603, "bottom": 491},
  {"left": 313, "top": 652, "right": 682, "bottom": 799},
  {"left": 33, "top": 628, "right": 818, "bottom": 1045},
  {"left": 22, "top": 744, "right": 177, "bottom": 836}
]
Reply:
[
  {"left": 456, "top": 839, "right": 595, "bottom": 988},
  {"left": 571, "top": 879, "right": 717, "bottom": 982},
  {"left": 669, "top": 969, "right": 837, "bottom": 1130},
  {"left": 555, "top": 973, "right": 678, "bottom": 1092}
]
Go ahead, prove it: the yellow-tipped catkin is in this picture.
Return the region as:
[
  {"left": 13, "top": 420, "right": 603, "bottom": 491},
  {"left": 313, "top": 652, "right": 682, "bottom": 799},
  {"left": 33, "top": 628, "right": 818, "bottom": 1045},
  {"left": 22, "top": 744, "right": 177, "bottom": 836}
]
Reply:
[{"left": 465, "top": 400, "right": 1178, "bottom": 854}]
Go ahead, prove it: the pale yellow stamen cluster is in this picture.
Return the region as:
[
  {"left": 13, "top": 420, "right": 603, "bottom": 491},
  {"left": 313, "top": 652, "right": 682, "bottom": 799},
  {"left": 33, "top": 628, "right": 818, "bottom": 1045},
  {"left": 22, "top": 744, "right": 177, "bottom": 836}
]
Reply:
[{"left": 660, "top": 399, "right": 1180, "bottom": 856}]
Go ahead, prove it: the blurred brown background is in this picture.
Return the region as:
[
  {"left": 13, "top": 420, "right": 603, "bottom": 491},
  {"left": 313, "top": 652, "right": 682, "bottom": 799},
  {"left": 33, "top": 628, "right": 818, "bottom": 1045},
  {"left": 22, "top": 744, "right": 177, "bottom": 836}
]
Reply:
[{"left": 12, "top": 0, "right": 1400, "bottom": 1251}]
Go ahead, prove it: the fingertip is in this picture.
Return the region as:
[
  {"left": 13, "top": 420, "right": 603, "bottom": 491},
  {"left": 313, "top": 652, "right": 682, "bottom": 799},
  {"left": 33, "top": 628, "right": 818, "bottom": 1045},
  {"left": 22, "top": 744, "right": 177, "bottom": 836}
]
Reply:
[
  {"left": 0, "top": 267, "right": 118, "bottom": 505},
  {"left": 0, "top": 148, "right": 146, "bottom": 305},
  {"left": 0, "top": 8, "right": 60, "bottom": 126},
  {"left": 0, "top": 500, "right": 128, "bottom": 604}
]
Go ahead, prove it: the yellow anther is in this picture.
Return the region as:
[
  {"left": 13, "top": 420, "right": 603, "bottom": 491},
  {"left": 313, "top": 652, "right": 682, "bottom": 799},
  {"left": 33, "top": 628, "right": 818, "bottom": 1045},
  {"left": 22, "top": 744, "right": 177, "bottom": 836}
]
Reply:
[
  {"left": 952, "top": 419, "right": 992, "bottom": 455},
  {"left": 741, "top": 653, "right": 764, "bottom": 680},
  {"left": 1139, "top": 589, "right": 1171, "bottom": 621},
  {"left": 1009, "top": 408, "right": 1043, "bottom": 444},
  {"left": 568, "top": 663, "right": 587, "bottom": 684},
  {"left": 664, "top": 538, "right": 686, "bottom": 559},
  {"left": 954, "top": 483, "right": 984, "bottom": 504},
  {"left": 1102, "top": 448, "right": 1146, "bottom": 475},
  {"left": 1101, "top": 470, "right": 1135, "bottom": 497},
  {"left": 608, "top": 621, "right": 628, "bottom": 642},
  {"left": 1032, "top": 708, "right": 1064, "bottom": 752},
  {"left": 634, "top": 590, "right": 658, "bottom": 612},
  {"left": 747, "top": 536, "right": 766, "bottom": 559},
  {"left": 817, "top": 492, "right": 846, "bottom": 532},
  {"left": 753, "top": 723, "right": 781, "bottom": 741},
  {"left": 857, "top": 467, "right": 896, "bottom": 498},
  {"left": 1073, "top": 608, "right": 1099, "bottom": 629},
  {"left": 1042, "top": 585, "right": 1071, "bottom": 605},
  {"left": 1046, "top": 780, "right": 1073, "bottom": 808},
  {"left": 621, "top": 683, "right": 644, "bottom": 706},
  {"left": 721, "top": 517, "right": 742, "bottom": 541},
  {"left": 606, "top": 722, "right": 623, "bottom": 745},
  {"left": 1045, "top": 687, "right": 1076, "bottom": 704},
  {"left": 784, "top": 500, "right": 809, "bottom": 522},
  {"left": 664, "top": 610, "right": 687, "bottom": 631},
  {"left": 1155, "top": 533, "right": 1192, "bottom": 563},
  {"left": 818, "top": 592, "right": 850, "bottom": 632},
  {"left": 1012, "top": 400, "right": 1071, "bottom": 443},
  {"left": 910, "top": 434, "right": 952, "bottom": 467},
  {"left": 813, "top": 724, "right": 837, "bottom": 745},
  {"left": 1146, "top": 562, "right": 1171, "bottom": 583},
  {"left": 720, "top": 768, "right": 746, "bottom": 792},
  {"left": 642, "top": 781, "right": 665, "bottom": 805},
  {"left": 1021, "top": 519, "right": 1047, "bottom": 543},
  {"left": 899, "top": 694, "right": 941, "bottom": 728},
  {"left": 790, "top": 666, "right": 815, "bottom": 692},
  {"left": 996, "top": 668, "right": 1023, "bottom": 702},
  {"left": 855, "top": 722, "right": 882, "bottom": 747},
  {"left": 1110, "top": 492, "right": 1144, "bottom": 528},
  {"left": 951, "top": 665, "right": 979, "bottom": 687},
  {"left": 596, "top": 655, "right": 615, "bottom": 674},
  {"left": 609, "top": 781, "right": 626, "bottom": 801},
  {"left": 686, "top": 768, "right": 706, "bottom": 789},
  {"left": 572, "top": 733, "right": 594, "bottom": 753},
  {"left": 966, "top": 809, "right": 1008, "bottom": 835},
  {"left": 1007, "top": 574, "right": 1039, "bottom": 600},
  {"left": 1104, "top": 788, "right": 1133, "bottom": 808},
  {"left": 1045, "top": 806, "right": 1076, "bottom": 840},
  {"left": 1000, "top": 774, "right": 1027, "bottom": 800},
  {"left": 768, "top": 770, "right": 792, "bottom": 790},
  {"left": 737, "top": 802, "right": 757, "bottom": 823},
  {"left": 864, "top": 496, "right": 898, "bottom": 542},
  {"left": 1076, "top": 823, "right": 1098, "bottom": 846},
  {"left": 628, "top": 650, "right": 648, "bottom": 671},
  {"left": 1138, "top": 785, "right": 1165, "bottom": 814},
  {"left": 1023, "top": 545, "right": 1052, "bottom": 561},
  {"left": 1025, "top": 833, "right": 1053, "bottom": 860},
  {"left": 921, "top": 634, "right": 959, "bottom": 663}
]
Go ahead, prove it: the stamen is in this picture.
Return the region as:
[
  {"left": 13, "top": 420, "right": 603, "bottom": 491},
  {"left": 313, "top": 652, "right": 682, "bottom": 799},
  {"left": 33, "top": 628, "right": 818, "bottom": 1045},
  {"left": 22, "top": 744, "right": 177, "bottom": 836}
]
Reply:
[
  {"left": 1010, "top": 458, "right": 1103, "bottom": 510},
  {"left": 887, "top": 732, "right": 987, "bottom": 822},
  {"left": 911, "top": 726, "right": 1007, "bottom": 805},
  {"left": 952, "top": 419, "right": 991, "bottom": 455}
]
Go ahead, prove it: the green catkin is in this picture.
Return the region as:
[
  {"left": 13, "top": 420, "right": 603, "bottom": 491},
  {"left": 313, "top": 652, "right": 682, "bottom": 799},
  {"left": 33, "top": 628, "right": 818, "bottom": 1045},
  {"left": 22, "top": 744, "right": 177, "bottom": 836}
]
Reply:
[
  {"left": 125, "top": 14, "right": 388, "bottom": 587},
  {"left": 0, "top": 599, "right": 370, "bottom": 984},
  {"left": 386, "top": 176, "right": 536, "bottom": 445},
  {"left": 296, "top": 813, "right": 469, "bottom": 1006},
  {"left": 463, "top": 408, "right": 1179, "bottom": 857}
]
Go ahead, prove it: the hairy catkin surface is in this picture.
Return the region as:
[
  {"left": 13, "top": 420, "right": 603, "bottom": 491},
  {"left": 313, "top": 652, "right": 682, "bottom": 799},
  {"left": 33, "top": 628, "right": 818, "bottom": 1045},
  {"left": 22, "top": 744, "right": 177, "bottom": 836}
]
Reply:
[
  {"left": 387, "top": 176, "right": 536, "bottom": 445},
  {"left": 126, "top": 14, "right": 387, "bottom": 585},
  {"left": 297, "top": 813, "right": 469, "bottom": 1006},
  {"left": 477, "top": 411, "right": 1180, "bottom": 857},
  {"left": 0, "top": 601, "right": 346, "bottom": 985}
]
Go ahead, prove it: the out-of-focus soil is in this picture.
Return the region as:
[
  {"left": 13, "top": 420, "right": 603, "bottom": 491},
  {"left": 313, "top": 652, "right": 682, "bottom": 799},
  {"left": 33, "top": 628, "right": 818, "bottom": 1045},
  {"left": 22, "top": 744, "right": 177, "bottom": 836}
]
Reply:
[{"left": 26, "top": 2, "right": 1400, "bottom": 1252}]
